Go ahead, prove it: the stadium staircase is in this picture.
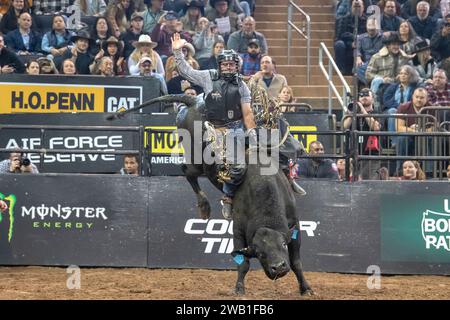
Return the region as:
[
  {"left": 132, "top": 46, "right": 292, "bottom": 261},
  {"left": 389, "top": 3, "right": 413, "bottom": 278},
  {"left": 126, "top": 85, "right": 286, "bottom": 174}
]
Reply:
[{"left": 254, "top": 0, "right": 353, "bottom": 111}]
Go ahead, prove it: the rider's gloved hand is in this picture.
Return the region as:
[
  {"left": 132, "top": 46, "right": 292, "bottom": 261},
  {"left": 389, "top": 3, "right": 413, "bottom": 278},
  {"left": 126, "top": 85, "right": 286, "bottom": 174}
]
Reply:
[{"left": 247, "top": 128, "right": 258, "bottom": 146}]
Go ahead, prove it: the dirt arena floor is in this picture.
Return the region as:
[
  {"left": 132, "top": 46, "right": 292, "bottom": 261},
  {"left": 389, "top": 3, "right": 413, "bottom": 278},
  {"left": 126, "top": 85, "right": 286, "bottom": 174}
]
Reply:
[{"left": 0, "top": 267, "right": 449, "bottom": 300}]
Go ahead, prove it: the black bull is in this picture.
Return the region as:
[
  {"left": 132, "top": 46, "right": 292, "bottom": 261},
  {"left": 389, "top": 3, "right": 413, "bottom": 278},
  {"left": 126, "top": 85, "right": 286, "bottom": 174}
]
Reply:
[{"left": 107, "top": 95, "right": 313, "bottom": 295}]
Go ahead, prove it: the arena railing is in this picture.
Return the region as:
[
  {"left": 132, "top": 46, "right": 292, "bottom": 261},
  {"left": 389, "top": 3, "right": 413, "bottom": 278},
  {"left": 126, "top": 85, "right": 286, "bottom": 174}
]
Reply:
[
  {"left": 342, "top": 113, "right": 450, "bottom": 179},
  {"left": 279, "top": 102, "right": 313, "bottom": 112},
  {"left": 287, "top": 0, "right": 311, "bottom": 84},
  {"left": 318, "top": 42, "right": 352, "bottom": 115},
  {"left": 0, "top": 124, "right": 145, "bottom": 175}
]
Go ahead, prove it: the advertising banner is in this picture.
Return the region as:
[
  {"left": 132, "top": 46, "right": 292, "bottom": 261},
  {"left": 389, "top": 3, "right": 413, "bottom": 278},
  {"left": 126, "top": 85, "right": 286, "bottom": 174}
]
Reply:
[
  {"left": 0, "top": 175, "right": 148, "bottom": 266},
  {"left": 0, "top": 74, "right": 163, "bottom": 114}
]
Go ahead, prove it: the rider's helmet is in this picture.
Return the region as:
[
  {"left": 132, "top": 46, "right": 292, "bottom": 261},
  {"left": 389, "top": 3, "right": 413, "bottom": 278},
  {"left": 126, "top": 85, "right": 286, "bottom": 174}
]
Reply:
[{"left": 217, "top": 49, "right": 240, "bottom": 81}]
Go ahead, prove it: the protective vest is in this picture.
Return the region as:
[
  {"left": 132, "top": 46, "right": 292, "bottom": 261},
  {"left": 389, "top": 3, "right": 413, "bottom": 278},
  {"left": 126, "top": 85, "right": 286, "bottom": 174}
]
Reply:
[{"left": 204, "top": 78, "right": 242, "bottom": 125}]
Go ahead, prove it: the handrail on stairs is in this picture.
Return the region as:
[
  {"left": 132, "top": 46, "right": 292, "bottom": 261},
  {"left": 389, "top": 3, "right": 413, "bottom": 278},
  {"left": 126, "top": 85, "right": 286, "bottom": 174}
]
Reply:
[
  {"left": 318, "top": 42, "right": 352, "bottom": 115},
  {"left": 287, "top": 0, "right": 311, "bottom": 85}
]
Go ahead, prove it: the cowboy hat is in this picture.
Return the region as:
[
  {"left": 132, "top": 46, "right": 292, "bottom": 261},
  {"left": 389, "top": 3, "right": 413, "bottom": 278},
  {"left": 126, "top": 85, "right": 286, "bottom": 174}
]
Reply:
[
  {"left": 70, "top": 30, "right": 95, "bottom": 46},
  {"left": 411, "top": 39, "right": 430, "bottom": 54},
  {"left": 210, "top": 0, "right": 231, "bottom": 8},
  {"left": 133, "top": 34, "right": 158, "bottom": 49},
  {"left": 183, "top": 0, "right": 205, "bottom": 15},
  {"left": 102, "top": 36, "right": 124, "bottom": 52},
  {"left": 182, "top": 42, "right": 195, "bottom": 56},
  {"left": 382, "top": 32, "right": 402, "bottom": 45}
]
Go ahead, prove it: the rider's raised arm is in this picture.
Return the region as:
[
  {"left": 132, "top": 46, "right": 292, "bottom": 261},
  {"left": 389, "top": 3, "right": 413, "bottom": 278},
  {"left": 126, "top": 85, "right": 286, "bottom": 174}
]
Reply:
[{"left": 174, "top": 48, "right": 213, "bottom": 94}]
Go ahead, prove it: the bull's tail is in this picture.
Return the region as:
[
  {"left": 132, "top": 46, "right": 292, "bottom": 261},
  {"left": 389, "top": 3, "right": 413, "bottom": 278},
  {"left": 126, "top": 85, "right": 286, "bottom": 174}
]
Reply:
[{"left": 106, "top": 94, "right": 198, "bottom": 121}]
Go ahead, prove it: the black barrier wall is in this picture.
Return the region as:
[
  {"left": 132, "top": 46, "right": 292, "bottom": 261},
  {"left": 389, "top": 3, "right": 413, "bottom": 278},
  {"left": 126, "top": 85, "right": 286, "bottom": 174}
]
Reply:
[
  {"left": 0, "top": 113, "right": 336, "bottom": 175},
  {"left": 1, "top": 175, "right": 450, "bottom": 275}
]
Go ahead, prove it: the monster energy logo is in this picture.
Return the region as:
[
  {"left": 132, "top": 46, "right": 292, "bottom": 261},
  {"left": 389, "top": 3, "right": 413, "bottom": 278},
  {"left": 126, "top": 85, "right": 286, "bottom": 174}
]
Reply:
[{"left": 0, "top": 193, "right": 16, "bottom": 242}]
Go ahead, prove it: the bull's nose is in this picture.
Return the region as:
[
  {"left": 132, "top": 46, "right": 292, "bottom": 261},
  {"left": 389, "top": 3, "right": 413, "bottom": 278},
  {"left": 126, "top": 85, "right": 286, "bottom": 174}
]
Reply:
[{"left": 271, "top": 261, "right": 288, "bottom": 274}]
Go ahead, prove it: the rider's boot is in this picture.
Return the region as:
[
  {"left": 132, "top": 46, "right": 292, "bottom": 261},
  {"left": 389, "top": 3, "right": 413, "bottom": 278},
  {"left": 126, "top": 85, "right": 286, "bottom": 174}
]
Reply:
[{"left": 221, "top": 196, "right": 233, "bottom": 220}]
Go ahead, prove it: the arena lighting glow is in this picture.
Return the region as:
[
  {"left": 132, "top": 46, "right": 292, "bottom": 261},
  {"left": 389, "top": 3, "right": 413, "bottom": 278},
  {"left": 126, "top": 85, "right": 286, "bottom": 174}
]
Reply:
[{"left": 0, "top": 193, "right": 16, "bottom": 242}]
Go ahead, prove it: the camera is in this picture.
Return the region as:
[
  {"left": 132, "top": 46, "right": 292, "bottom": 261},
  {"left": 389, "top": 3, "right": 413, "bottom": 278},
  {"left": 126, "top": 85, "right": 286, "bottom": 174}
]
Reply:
[{"left": 21, "top": 158, "right": 31, "bottom": 167}]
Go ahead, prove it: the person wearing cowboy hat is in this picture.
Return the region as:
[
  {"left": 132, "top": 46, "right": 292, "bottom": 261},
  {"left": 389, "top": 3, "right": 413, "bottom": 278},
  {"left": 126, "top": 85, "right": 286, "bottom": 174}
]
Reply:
[
  {"left": 121, "top": 11, "right": 146, "bottom": 59},
  {"left": 102, "top": 36, "right": 126, "bottom": 75},
  {"left": 180, "top": 0, "right": 205, "bottom": 36},
  {"left": 60, "top": 30, "right": 96, "bottom": 75},
  {"left": 366, "top": 32, "right": 415, "bottom": 109},
  {"left": 128, "top": 34, "right": 165, "bottom": 76},
  {"left": 412, "top": 38, "right": 437, "bottom": 80},
  {"left": 164, "top": 41, "right": 199, "bottom": 81}
]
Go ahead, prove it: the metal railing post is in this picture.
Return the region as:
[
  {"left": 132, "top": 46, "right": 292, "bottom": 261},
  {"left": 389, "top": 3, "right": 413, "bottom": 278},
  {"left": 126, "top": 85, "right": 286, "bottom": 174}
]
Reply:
[{"left": 288, "top": 3, "right": 292, "bottom": 65}]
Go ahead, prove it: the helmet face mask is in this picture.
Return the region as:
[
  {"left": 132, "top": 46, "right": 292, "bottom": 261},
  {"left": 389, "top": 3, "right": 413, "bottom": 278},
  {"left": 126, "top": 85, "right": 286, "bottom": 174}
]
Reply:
[{"left": 218, "top": 49, "right": 240, "bottom": 81}]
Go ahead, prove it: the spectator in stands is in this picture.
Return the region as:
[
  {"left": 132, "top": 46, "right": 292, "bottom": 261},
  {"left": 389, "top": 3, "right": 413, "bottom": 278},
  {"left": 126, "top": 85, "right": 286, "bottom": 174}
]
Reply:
[
  {"left": 4, "top": 12, "right": 42, "bottom": 55},
  {"left": 89, "top": 16, "right": 113, "bottom": 56},
  {"left": 37, "top": 56, "right": 58, "bottom": 73},
  {"left": 381, "top": 0, "right": 404, "bottom": 33},
  {"left": 411, "top": 39, "right": 436, "bottom": 80},
  {"left": 0, "top": 33, "right": 25, "bottom": 73},
  {"left": 278, "top": 85, "right": 296, "bottom": 113},
  {"left": 395, "top": 87, "right": 431, "bottom": 171},
  {"left": 180, "top": 0, "right": 204, "bottom": 37},
  {"left": 342, "top": 88, "right": 383, "bottom": 179},
  {"left": 398, "top": 20, "right": 422, "bottom": 54},
  {"left": 227, "top": 16, "right": 268, "bottom": 55},
  {"left": 0, "top": 151, "right": 39, "bottom": 174},
  {"left": 205, "top": 0, "right": 240, "bottom": 42},
  {"left": 106, "top": 0, "right": 132, "bottom": 38},
  {"left": 0, "top": 0, "right": 9, "bottom": 21},
  {"left": 60, "top": 30, "right": 95, "bottom": 75},
  {"left": 336, "top": 158, "right": 354, "bottom": 181},
  {"left": 0, "top": 0, "right": 31, "bottom": 35},
  {"left": 97, "top": 56, "right": 115, "bottom": 76},
  {"left": 128, "top": 34, "right": 164, "bottom": 76},
  {"left": 60, "top": 58, "right": 76, "bottom": 74},
  {"left": 121, "top": 11, "right": 145, "bottom": 59},
  {"left": 138, "top": 55, "right": 168, "bottom": 95},
  {"left": 334, "top": 0, "right": 367, "bottom": 75},
  {"left": 25, "top": 59, "right": 40, "bottom": 74},
  {"left": 73, "top": 0, "right": 107, "bottom": 17},
  {"left": 151, "top": 10, "right": 192, "bottom": 62},
  {"left": 142, "top": 0, "right": 167, "bottom": 34},
  {"left": 193, "top": 17, "right": 223, "bottom": 68},
  {"left": 33, "top": 0, "right": 70, "bottom": 16},
  {"left": 251, "top": 55, "right": 288, "bottom": 99},
  {"left": 425, "top": 68, "right": 450, "bottom": 106},
  {"left": 119, "top": 154, "right": 139, "bottom": 175},
  {"left": 102, "top": 36, "right": 126, "bottom": 75},
  {"left": 296, "top": 141, "right": 340, "bottom": 179},
  {"left": 398, "top": 160, "right": 426, "bottom": 180},
  {"left": 442, "top": 0, "right": 450, "bottom": 18},
  {"left": 447, "top": 163, "right": 450, "bottom": 180},
  {"left": 239, "top": 38, "right": 262, "bottom": 81},
  {"left": 41, "top": 14, "right": 74, "bottom": 63},
  {"left": 430, "top": 13, "right": 450, "bottom": 62},
  {"left": 383, "top": 65, "right": 420, "bottom": 135},
  {"left": 165, "top": 41, "right": 198, "bottom": 81},
  {"left": 408, "top": 1, "right": 438, "bottom": 40},
  {"left": 356, "top": 17, "right": 384, "bottom": 85},
  {"left": 366, "top": 32, "right": 413, "bottom": 109},
  {"left": 401, "top": 0, "right": 442, "bottom": 20},
  {"left": 200, "top": 37, "right": 224, "bottom": 70}
]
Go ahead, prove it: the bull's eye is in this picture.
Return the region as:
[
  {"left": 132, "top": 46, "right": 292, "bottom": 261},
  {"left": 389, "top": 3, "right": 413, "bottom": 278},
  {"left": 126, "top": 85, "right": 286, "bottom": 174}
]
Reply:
[{"left": 282, "top": 242, "right": 287, "bottom": 248}]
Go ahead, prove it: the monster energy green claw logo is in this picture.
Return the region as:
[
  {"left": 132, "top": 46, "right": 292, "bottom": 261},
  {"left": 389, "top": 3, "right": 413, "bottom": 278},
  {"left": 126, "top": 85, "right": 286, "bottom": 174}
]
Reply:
[{"left": 0, "top": 193, "right": 16, "bottom": 242}]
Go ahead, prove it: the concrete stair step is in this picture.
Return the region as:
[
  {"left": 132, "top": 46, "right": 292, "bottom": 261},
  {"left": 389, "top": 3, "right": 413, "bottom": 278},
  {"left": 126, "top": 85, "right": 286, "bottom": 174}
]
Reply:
[
  {"left": 266, "top": 39, "right": 333, "bottom": 48},
  {"left": 269, "top": 45, "right": 334, "bottom": 56},
  {"left": 290, "top": 85, "right": 346, "bottom": 97},
  {"left": 261, "top": 29, "right": 335, "bottom": 40},
  {"left": 294, "top": 97, "right": 345, "bottom": 111},
  {"left": 255, "top": 5, "right": 334, "bottom": 15}
]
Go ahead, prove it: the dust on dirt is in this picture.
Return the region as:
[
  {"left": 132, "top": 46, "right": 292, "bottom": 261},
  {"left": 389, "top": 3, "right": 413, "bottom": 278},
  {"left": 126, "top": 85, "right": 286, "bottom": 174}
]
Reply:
[{"left": 1, "top": 267, "right": 449, "bottom": 300}]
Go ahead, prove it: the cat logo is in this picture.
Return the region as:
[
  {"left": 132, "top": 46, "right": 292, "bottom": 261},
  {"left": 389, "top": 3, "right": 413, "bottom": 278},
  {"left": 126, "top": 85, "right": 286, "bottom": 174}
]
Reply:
[
  {"left": 211, "top": 92, "right": 222, "bottom": 100},
  {"left": 228, "top": 110, "right": 234, "bottom": 119}
]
